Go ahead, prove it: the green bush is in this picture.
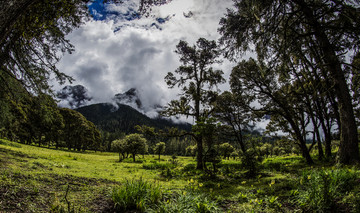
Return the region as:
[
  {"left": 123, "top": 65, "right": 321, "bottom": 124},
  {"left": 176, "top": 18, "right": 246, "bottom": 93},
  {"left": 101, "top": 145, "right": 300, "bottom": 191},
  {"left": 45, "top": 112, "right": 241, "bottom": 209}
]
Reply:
[
  {"left": 142, "top": 162, "right": 176, "bottom": 170},
  {"left": 151, "top": 191, "right": 220, "bottom": 213},
  {"left": 240, "top": 151, "right": 261, "bottom": 178},
  {"left": 111, "top": 178, "right": 162, "bottom": 212},
  {"left": 296, "top": 168, "right": 358, "bottom": 212}
]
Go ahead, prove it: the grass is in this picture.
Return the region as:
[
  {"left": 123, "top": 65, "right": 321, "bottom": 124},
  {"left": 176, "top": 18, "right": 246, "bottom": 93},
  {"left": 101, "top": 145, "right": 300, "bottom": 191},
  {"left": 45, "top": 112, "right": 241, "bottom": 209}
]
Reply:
[{"left": 1, "top": 138, "right": 360, "bottom": 212}]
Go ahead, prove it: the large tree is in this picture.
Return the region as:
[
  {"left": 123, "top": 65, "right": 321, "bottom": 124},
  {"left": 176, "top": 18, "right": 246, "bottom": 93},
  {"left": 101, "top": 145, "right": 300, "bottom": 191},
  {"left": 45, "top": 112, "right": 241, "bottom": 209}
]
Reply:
[
  {"left": 230, "top": 58, "right": 314, "bottom": 164},
  {"left": 214, "top": 91, "right": 253, "bottom": 153},
  {"left": 219, "top": 0, "right": 360, "bottom": 164},
  {"left": 163, "top": 38, "right": 225, "bottom": 169}
]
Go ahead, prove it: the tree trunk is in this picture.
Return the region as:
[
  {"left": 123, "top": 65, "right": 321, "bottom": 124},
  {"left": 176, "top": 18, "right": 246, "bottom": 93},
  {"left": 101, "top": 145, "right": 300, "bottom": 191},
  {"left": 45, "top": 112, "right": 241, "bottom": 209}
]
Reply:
[
  {"left": 288, "top": 117, "right": 314, "bottom": 164},
  {"left": 196, "top": 135, "right": 204, "bottom": 170}
]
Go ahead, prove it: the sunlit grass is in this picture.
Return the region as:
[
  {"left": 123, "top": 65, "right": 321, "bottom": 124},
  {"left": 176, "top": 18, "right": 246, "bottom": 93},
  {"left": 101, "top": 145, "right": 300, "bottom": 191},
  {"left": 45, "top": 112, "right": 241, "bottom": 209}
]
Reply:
[
  {"left": 1, "top": 138, "right": 359, "bottom": 212},
  {"left": 0, "top": 139, "right": 191, "bottom": 188}
]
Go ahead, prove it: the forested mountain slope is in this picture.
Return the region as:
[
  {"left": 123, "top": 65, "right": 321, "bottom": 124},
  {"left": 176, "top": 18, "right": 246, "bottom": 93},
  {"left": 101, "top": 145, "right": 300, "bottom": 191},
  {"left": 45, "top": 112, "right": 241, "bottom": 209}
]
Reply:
[{"left": 76, "top": 103, "right": 191, "bottom": 133}]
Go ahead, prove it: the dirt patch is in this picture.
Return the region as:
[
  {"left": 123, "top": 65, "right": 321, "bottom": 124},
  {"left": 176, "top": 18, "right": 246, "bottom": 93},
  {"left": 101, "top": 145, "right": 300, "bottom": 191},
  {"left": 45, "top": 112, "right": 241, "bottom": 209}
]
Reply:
[{"left": 89, "top": 195, "right": 116, "bottom": 212}]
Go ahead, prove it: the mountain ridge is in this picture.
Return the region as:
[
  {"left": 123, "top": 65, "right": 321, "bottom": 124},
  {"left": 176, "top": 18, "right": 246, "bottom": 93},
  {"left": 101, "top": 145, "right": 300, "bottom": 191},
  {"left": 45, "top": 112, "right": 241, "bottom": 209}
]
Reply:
[{"left": 75, "top": 102, "right": 191, "bottom": 134}]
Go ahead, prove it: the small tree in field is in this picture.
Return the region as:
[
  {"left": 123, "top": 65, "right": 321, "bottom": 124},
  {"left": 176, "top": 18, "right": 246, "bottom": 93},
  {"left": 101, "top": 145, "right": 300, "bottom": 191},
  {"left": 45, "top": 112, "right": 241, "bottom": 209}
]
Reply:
[
  {"left": 154, "top": 142, "right": 166, "bottom": 162},
  {"left": 112, "top": 139, "right": 128, "bottom": 162},
  {"left": 124, "top": 134, "right": 148, "bottom": 162}
]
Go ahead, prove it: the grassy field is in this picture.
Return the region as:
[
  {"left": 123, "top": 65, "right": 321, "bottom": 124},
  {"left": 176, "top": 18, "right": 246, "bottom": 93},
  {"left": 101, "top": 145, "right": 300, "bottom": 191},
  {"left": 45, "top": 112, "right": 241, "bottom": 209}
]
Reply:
[{"left": 1, "top": 138, "right": 360, "bottom": 212}]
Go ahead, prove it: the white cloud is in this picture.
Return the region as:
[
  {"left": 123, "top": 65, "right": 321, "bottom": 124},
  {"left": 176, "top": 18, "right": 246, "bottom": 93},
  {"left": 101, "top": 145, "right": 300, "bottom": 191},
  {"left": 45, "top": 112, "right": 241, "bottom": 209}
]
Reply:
[{"left": 56, "top": 0, "right": 235, "bottom": 120}]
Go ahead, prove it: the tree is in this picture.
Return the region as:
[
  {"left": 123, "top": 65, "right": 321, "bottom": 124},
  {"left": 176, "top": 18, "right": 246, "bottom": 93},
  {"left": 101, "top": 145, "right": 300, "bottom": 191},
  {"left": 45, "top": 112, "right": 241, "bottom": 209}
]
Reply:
[
  {"left": 230, "top": 58, "right": 314, "bottom": 164},
  {"left": 154, "top": 142, "right": 166, "bottom": 161},
  {"left": 219, "top": 0, "right": 360, "bottom": 164},
  {"left": 112, "top": 139, "right": 128, "bottom": 162},
  {"left": 214, "top": 91, "right": 253, "bottom": 153},
  {"left": 185, "top": 145, "right": 197, "bottom": 157},
  {"left": 219, "top": 143, "right": 235, "bottom": 160},
  {"left": 122, "top": 133, "right": 148, "bottom": 162},
  {"left": 163, "top": 38, "right": 225, "bottom": 169},
  {"left": 135, "top": 125, "right": 158, "bottom": 151},
  {"left": 59, "top": 108, "right": 101, "bottom": 151},
  {"left": 0, "top": 0, "right": 91, "bottom": 96}
]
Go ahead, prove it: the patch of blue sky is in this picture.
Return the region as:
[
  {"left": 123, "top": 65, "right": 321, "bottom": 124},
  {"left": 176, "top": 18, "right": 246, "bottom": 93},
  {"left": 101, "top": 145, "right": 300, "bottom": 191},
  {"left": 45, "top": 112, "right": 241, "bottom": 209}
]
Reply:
[{"left": 87, "top": 0, "right": 140, "bottom": 21}]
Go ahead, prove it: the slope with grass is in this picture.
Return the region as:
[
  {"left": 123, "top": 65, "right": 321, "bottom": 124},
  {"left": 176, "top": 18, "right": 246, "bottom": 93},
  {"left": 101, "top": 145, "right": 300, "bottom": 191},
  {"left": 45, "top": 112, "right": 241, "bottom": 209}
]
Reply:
[{"left": 1, "top": 139, "right": 360, "bottom": 212}]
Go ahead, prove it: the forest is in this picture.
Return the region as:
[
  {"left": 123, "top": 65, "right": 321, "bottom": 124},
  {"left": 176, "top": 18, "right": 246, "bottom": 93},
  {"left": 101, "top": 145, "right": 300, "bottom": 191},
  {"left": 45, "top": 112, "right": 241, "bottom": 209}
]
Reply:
[{"left": 1, "top": 0, "right": 360, "bottom": 212}]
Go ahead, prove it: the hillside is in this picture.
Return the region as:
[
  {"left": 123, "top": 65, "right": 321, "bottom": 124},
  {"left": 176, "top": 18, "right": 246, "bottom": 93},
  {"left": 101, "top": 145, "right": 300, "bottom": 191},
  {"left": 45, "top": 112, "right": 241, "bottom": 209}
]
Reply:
[{"left": 76, "top": 103, "right": 191, "bottom": 133}]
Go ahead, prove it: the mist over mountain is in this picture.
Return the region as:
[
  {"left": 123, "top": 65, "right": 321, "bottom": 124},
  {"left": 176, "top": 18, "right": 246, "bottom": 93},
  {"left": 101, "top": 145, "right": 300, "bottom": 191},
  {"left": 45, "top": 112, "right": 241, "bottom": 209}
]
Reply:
[
  {"left": 113, "top": 88, "right": 142, "bottom": 109},
  {"left": 56, "top": 85, "right": 190, "bottom": 133},
  {"left": 57, "top": 85, "right": 93, "bottom": 108}
]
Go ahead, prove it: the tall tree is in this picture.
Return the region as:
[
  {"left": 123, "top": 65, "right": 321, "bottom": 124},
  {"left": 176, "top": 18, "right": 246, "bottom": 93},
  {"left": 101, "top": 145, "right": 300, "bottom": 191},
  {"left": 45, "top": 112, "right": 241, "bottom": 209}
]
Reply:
[
  {"left": 214, "top": 91, "right": 253, "bottom": 153},
  {"left": 230, "top": 58, "right": 314, "bottom": 164},
  {"left": 163, "top": 38, "right": 225, "bottom": 169},
  {"left": 219, "top": 0, "right": 360, "bottom": 164}
]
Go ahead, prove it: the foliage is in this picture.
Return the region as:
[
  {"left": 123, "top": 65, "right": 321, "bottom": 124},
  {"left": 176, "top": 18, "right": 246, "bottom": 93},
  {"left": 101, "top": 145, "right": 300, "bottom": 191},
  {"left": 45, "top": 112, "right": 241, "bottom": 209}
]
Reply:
[
  {"left": 121, "top": 133, "right": 148, "bottom": 162},
  {"left": 240, "top": 149, "right": 261, "bottom": 178},
  {"left": 186, "top": 145, "right": 197, "bottom": 157},
  {"left": 296, "top": 168, "right": 359, "bottom": 212},
  {"left": 111, "top": 178, "right": 162, "bottom": 212},
  {"left": 150, "top": 191, "right": 220, "bottom": 213},
  {"left": 214, "top": 91, "right": 253, "bottom": 153},
  {"left": 60, "top": 108, "right": 101, "bottom": 151},
  {"left": 0, "top": 0, "right": 88, "bottom": 96},
  {"left": 111, "top": 139, "right": 128, "bottom": 162},
  {"left": 218, "top": 143, "right": 235, "bottom": 160}
]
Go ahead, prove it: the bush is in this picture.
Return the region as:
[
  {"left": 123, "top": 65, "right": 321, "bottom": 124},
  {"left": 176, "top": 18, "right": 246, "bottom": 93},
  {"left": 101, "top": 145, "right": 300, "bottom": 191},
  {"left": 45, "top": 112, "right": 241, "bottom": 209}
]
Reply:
[
  {"left": 142, "top": 162, "right": 176, "bottom": 170},
  {"left": 296, "top": 168, "right": 358, "bottom": 212},
  {"left": 111, "top": 178, "right": 162, "bottom": 212},
  {"left": 240, "top": 150, "right": 261, "bottom": 178},
  {"left": 150, "top": 191, "right": 220, "bottom": 213}
]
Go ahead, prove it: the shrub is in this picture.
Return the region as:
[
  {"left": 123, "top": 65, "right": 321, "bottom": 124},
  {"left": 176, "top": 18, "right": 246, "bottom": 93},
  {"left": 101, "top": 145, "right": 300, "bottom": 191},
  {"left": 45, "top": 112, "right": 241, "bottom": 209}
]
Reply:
[
  {"left": 240, "top": 150, "right": 261, "bottom": 178},
  {"left": 111, "top": 178, "right": 162, "bottom": 212},
  {"left": 142, "top": 162, "right": 176, "bottom": 170},
  {"left": 150, "top": 191, "right": 220, "bottom": 213},
  {"left": 296, "top": 168, "right": 358, "bottom": 212}
]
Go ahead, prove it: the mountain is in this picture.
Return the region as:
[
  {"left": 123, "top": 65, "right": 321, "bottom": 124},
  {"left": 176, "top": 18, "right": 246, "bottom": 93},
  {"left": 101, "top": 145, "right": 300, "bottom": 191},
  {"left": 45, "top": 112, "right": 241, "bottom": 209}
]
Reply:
[
  {"left": 76, "top": 103, "right": 191, "bottom": 134},
  {"left": 113, "top": 88, "right": 142, "bottom": 109},
  {"left": 57, "top": 85, "right": 92, "bottom": 108}
]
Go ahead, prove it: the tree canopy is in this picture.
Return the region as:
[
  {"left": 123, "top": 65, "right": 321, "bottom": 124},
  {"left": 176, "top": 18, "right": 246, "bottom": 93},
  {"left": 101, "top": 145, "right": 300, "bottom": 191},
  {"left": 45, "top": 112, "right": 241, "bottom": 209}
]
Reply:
[{"left": 219, "top": 0, "right": 360, "bottom": 164}]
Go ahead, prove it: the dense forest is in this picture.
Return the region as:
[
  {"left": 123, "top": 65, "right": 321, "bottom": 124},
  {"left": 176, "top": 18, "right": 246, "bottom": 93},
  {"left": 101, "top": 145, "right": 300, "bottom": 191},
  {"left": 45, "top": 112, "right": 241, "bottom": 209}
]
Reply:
[{"left": 1, "top": 0, "right": 360, "bottom": 212}]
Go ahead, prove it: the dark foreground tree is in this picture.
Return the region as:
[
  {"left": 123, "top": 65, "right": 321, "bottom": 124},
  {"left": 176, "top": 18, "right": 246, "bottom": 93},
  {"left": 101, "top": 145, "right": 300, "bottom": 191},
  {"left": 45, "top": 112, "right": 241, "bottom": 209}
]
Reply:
[
  {"left": 0, "top": 0, "right": 168, "bottom": 96},
  {"left": 219, "top": 0, "right": 360, "bottom": 164},
  {"left": 162, "top": 38, "right": 225, "bottom": 169}
]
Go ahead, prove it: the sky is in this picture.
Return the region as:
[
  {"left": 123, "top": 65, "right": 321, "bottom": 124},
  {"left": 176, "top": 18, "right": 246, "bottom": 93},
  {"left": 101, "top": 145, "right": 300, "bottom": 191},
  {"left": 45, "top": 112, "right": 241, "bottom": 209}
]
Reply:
[{"left": 55, "top": 0, "right": 236, "bottom": 115}]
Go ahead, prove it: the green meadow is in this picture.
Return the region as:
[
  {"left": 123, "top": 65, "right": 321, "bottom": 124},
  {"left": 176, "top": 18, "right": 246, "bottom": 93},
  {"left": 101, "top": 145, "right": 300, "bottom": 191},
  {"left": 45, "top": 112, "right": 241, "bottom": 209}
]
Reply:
[{"left": 1, "top": 138, "right": 360, "bottom": 212}]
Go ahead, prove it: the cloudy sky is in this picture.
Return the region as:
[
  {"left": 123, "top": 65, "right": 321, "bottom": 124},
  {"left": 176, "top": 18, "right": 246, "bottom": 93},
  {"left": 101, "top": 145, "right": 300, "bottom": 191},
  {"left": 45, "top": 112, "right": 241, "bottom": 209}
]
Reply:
[{"left": 55, "top": 0, "right": 236, "bottom": 117}]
